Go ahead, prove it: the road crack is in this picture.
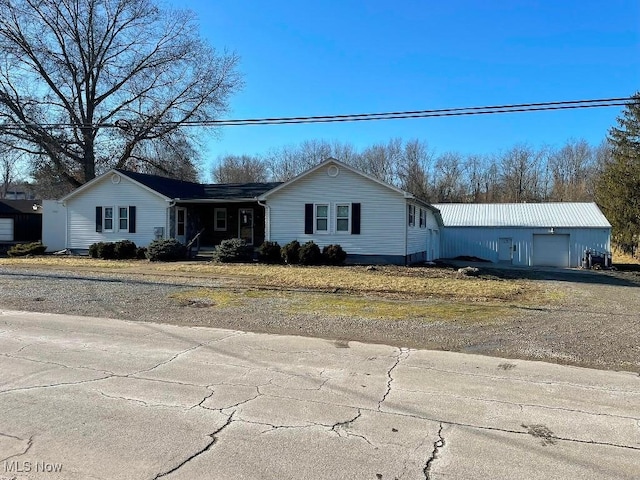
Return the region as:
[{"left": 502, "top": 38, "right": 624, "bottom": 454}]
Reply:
[
  {"left": 153, "top": 412, "right": 235, "bottom": 479},
  {"left": 378, "top": 348, "right": 409, "bottom": 411},
  {"left": 423, "top": 423, "right": 445, "bottom": 480}
]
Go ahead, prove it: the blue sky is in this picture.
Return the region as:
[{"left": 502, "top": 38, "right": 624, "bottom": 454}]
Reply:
[{"left": 174, "top": 0, "right": 639, "bottom": 171}]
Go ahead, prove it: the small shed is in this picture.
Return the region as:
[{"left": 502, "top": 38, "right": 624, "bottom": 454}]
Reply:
[
  {"left": 0, "top": 199, "right": 42, "bottom": 244},
  {"left": 434, "top": 203, "right": 611, "bottom": 268}
]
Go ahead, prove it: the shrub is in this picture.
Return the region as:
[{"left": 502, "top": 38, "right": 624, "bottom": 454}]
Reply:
[
  {"left": 114, "top": 240, "right": 137, "bottom": 259},
  {"left": 88, "top": 242, "right": 104, "bottom": 258},
  {"left": 99, "top": 242, "right": 117, "bottom": 259},
  {"left": 322, "top": 244, "right": 347, "bottom": 265},
  {"left": 258, "top": 241, "right": 282, "bottom": 263},
  {"left": 212, "top": 238, "right": 253, "bottom": 263},
  {"left": 145, "top": 239, "right": 187, "bottom": 262},
  {"left": 135, "top": 247, "right": 147, "bottom": 259},
  {"left": 281, "top": 240, "right": 300, "bottom": 265},
  {"left": 7, "top": 242, "right": 47, "bottom": 257},
  {"left": 299, "top": 241, "right": 322, "bottom": 265}
]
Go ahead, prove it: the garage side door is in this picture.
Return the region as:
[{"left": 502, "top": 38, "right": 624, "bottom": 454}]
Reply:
[
  {"left": 533, "top": 234, "right": 569, "bottom": 267},
  {"left": 0, "top": 218, "right": 14, "bottom": 241}
]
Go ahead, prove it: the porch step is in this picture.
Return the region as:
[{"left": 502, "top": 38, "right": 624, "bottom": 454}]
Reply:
[{"left": 194, "top": 246, "right": 216, "bottom": 259}]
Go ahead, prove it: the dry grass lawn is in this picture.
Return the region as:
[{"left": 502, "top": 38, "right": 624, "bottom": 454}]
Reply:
[{"left": 0, "top": 256, "right": 539, "bottom": 302}]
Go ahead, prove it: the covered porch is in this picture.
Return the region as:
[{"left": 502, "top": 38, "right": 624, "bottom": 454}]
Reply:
[{"left": 170, "top": 201, "right": 267, "bottom": 255}]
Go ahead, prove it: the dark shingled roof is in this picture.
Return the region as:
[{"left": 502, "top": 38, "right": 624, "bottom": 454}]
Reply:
[
  {"left": 115, "top": 169, "right": 206, "bottom": 199},
  {"left": 0, "top": 200, "right": 42, "bottom": 215},
  {"left": 116, "top": 170, "right": 282, "bottom": 200},
  {"left": 202, "top": 182, "right": 283, "bottom": 199}
]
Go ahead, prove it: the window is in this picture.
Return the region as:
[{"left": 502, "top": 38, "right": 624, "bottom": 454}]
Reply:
[
  {"left": 408, "top": 205, "right": 415, "bottom": 227},
  {"left": 176, "top": 208, "right": 186, "bottom": 236},
  {"left": 104, "top": 207, "right": 114, "bottom": 231},
  {"left": 119, "top": 207, "right": 128, "bottom": 231},
  {"left": 419, "top": 208, "right": 426, "bottom": 228},
  {"left": 315, "top": 204, "right": 328, "bottom": 232},
  {"left": 336, "top": 204, "right": 350, "bottom": 233},
  {"left": 214, "top": 208, "right": 227, "bottom": 231},
  {"left": 96, "top": 206, "right": 136, "bottom": 233}
]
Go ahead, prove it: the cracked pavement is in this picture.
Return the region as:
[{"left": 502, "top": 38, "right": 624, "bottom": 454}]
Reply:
[{"left": 0, "top": 310, "right": 639, "bottom": 479}]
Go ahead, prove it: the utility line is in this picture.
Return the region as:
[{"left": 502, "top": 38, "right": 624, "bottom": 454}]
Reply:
[{"left": 0, "top": 96, "right": 636, "bottom": 130}]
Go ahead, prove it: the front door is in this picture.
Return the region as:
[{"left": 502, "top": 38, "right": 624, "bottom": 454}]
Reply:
[
  {"left": 238, "top": 208, "right": 254, "bottom": 245},
  {"left": 498, "top": 237, "right": 513, "bottom": 262},
  {"left": 175, "top": 207, "right": 187, "bottom": 244}
]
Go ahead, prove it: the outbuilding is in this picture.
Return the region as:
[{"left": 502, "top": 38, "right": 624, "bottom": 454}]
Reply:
[
  {"left": 0, "top": 199, "right": 42, "bottom": 244},
  {"left": 434, "top": 203, "right": 611, "bottom": 268}
]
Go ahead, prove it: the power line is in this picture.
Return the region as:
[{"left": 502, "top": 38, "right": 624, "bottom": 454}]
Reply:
[{"left": 0, "top": 96, "right": 637, "bottom": 130}]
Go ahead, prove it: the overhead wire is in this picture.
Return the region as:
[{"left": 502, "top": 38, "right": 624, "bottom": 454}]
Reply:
[{"left": 0, "top": 96, "right": 637, "bottom": 130}]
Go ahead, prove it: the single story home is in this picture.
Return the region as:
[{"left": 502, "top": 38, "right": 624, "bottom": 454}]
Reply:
[
  {"left": 0, "top": 199, "right": 42, "bottom": 244},
  {"left": 434, "top": 202, "right": 611, "bottom": 267},
  {"left": 48, "top": 158, "right": 443, "bottom": 265},
  {"left": 259, "top": 159, "right": 443, "bottom": 264}
]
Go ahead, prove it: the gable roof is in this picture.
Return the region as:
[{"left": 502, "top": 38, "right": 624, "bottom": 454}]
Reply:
[
  {"left": 258, "top": 158, "right": 412, "bottom": 200},
  {"left": 433, "top": 203, "right": 611, "bottom": 228},
  {"left": 259, "top": 157, "right": 443, "bottom": 226},
  {"left": 60, "top": 168, "right": 283, "bottom": 202}
]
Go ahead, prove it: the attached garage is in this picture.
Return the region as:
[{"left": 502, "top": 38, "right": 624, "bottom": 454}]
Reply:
[{"left": 435, "top": 203, "right": 611, "bottom": 268}]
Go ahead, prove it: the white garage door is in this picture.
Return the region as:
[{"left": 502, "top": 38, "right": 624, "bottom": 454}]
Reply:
[
  {"left": 533, "top": 234, "right": 570, "bottom": 267},
  {"left": 0, "top": 218, "right": 14, "bottom": 241}
]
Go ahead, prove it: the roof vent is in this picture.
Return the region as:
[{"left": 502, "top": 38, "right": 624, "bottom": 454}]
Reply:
[
  {"left": 327, "top": 165, "right": 339, "bottom": 177},
  {"left": 111, "top": 173, "right": 121, "bottom": 184}
]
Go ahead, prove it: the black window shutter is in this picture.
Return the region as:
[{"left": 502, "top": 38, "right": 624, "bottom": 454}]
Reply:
[
  {"left": 96, "top": 206, "right": 102, "bottom": 232},
  {"left": 304, "top": 203, "right": 314, "bottom": 234},
  {"left": 129, "top": 206, "right": 136, "bottom": 233},
  {"left": 351, "top": 203, "right": 361, "bottom": 235}
]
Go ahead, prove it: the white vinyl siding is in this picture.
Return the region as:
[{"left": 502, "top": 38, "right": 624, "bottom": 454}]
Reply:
[
  {"left": 66, "top": 174, "right": 168, "bottom": 250},
  {"left": 266, "top": 164, "right": 407, "bottom": 257}
]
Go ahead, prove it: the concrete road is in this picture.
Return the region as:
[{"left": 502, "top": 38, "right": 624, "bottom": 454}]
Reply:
[{"left": 0, "top": 310, "right": 638, "bottom": 480}]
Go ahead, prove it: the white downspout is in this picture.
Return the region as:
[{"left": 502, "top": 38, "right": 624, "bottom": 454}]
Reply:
[
  {"left": 257, "top": 199, "right": 270, "bottom": 241},
  {"left": 167, "top": 199, "right": 176, "bottom": 239}
]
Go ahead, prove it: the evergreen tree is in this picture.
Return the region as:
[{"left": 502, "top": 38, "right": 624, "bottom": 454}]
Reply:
[{"left": 596, "top": 93, "right": 640, "bottom": 256}]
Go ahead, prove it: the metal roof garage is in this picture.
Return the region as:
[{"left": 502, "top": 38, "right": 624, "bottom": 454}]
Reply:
[{"left": 434, "top": 203, "right": 611, "bottom": 268}]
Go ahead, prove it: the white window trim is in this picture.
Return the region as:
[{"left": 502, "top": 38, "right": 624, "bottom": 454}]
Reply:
[
  {"left": 118, "top": 206, "right": 129, "bottom": 232},
  {"left": 314, "top": 203, "right": 329, "bottom": 234},
  {"left": 335, "top": 203, "right": 351, "bottom": 234},
  {"left": 103, "top": 206, "right": 114, "bottom": 232},
  {"left": 408, "top": 204, "right": 415, "bottom": 227},
  {"left": 214, "top": 207, "right": 227, "bottom": 231},
  {"left": 419, "top": 208, "right": 426, "bottom": 228}
]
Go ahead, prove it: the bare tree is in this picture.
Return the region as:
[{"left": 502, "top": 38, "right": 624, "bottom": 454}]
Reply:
[
  {"left": 0, "top": 0, "right": 242, "bottom": 189},
  {"left": 396, "top": 139, "right": 433, "bottom": 201},
  {"left": 548, "top": 139, "right": 594, "bottom": 201},
  {"left": 432, "top": 152, "right": 466, "bottom": 202},
  {"left": 212, "top": 154, "right": 268, "bottom": 183},
  {"left": 499, "top": 144, "right": 544, "bottom": 202}
]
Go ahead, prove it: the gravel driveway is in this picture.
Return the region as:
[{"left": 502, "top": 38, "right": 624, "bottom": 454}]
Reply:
[{"left": 1, "top": 265, "right": 639, "bottom": 373}]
